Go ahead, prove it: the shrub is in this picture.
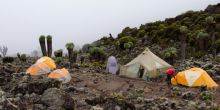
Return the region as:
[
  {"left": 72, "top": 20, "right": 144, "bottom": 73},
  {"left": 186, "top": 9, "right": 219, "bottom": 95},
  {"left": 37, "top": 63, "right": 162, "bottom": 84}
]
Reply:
[
  {"left": 201, "top": 92, "right": 213, "bottom": 101},
  {"left": 55, "top": 57, "right": 63, "bottom": 64},
  {"left": 216, "top": 24, "right": 220, "bottom": 32},
  {"left": 2, "top": 57, "right": 14, "bottom": 63},
  {"left": 89, "top": 47, "right": 106, "bottom": 62},
  {"left": 172, "top": 87, "right": 181, "bottom": 96},
  {"left": 82, "top": 44, "right": 91, "bottom": 53},
  {"left": 20, "top": 54, "right": 27, "bottom": 62},
  {"left": 194, "top": 51, "right": 202, "bottom": 58},
  {"left": 215, "top": 39, "right": 220, "bottom": 49},
  {"left": 205, "top": 16, "right": 215, "bottom": 24},
  {"left": 17, "top": 53, "right": 27, "bottom": 62},
  {"left": 200, "top": 85, "right": 208, "bottom": 92},
  {"left": 17, "top": 53, "right": 21, "bottom": 58},
  {"left": 123, "top": 43, "right": 131, "bottom": 49},
  {"left": 164, "top": 47, "right": 177, "bottom": 59},
  {"left": 136, "top": 30, "right": 145, "bottom": 38},
  {"left": 179, "top": 26, "right": 188, "bottom": 33},
  {"left": 54, "top": 49, "right": 63, "bottom": 58},
  {"left": 118, "top": 36, "right": 136, "bottom": 50}
]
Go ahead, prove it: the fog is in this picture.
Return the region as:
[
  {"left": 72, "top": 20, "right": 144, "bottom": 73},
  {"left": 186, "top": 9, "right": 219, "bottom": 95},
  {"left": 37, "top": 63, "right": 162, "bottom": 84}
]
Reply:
[{"left": 0, "top": 0, "right": 219, "bottom": 55}]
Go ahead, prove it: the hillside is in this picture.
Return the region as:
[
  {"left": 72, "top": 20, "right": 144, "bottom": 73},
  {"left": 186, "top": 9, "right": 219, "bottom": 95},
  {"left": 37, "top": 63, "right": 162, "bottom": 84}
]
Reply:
[{"left": 88, "top": 3, "right": 220, "bottom": 65}]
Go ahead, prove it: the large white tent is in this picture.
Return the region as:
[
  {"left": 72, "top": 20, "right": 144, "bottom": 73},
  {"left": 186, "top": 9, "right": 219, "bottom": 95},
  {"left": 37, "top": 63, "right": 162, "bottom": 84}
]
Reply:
[{"left": 120, "top": 48, "right": 172, "bottom": 79}]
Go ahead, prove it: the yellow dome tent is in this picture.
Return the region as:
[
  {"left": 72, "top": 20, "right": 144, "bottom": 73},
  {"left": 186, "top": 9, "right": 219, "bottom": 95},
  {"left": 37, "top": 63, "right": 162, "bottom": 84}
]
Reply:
[
  {"left": 36, "top": 57, "right": 56, "bottom": 70},
  {"left": 48, "top": 68, "right": 71, "bottom": 83},
  {"left": 171, "top": 68, "right": 218, "bottom": 87},
  {"left": 26, "top": 63, "right": 51, "bottom": 76}
]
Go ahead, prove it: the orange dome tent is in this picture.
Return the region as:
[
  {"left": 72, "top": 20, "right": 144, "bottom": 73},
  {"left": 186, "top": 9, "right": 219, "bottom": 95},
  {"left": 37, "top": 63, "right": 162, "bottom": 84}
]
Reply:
[
  {"left": 171, "top": 68, "right": 218, "bottom": 88},
  {"left": 36, "top": 57, "right": 56, "bottom": 70},
  {"left": 48, "top": 68, "right": 71, "bottom": 83},
  {"left": 26, "top": 63, "right": 51, "bottom": 76}
]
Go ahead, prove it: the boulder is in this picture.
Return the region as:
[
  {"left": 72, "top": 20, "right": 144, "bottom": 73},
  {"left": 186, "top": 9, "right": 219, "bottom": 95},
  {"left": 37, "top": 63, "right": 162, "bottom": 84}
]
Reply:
[
  {"left": 202, "top": 63, "right": 214, "bottom": 70},
  {"left": 41, "top": 88, "right": 75, "bottom": 110},
  {"left": 12, "top": 77, "right": 61, "bottom": 95},
  {"left": 182, "top": 91, "right": 194, "bottom": 100},
  {"left": 33, "top": 104, "right": 46, "bottom": 110}
]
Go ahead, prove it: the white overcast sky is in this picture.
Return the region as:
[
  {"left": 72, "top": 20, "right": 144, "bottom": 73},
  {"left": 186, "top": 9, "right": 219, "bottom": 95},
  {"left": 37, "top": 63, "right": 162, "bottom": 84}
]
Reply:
[{"left": 0, "top": 0, "right": 219, "bottom": 55}]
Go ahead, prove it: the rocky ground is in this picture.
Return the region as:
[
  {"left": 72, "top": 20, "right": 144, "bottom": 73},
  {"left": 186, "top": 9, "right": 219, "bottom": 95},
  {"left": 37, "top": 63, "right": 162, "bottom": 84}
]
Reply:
[{"left": 0, "top": 57, "right": 219, "bottom": 110}]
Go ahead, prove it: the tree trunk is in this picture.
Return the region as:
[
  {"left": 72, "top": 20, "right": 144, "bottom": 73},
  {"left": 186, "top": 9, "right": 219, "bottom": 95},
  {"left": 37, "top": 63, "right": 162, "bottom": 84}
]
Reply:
[
  {"left": 47, "top": 39, "right": 52, "bottom": 57},
  {"left": 40, "top": 40, "right": 47, "bottom": 56},
  {"left": 180, "top": 35, "right": 186, "bottom": 61},
  {"left": 198, "top": 38, "right": 204, "bottom": 53},
  {"left": 73, "top": 51, "right": 77, "bottom": 63},
  {"left": 181, "top": 43, "right": 186, "bottom": 61},
  {"left": 211, "top": 32, "right": 216, "bottom": 57},
  {"left": 68, "top": 49, "right": 74, "bottom": 65}
]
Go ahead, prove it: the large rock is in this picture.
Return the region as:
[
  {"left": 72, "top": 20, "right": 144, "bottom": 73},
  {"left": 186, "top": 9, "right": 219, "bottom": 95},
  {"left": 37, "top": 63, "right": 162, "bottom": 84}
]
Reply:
[
  {"left": 41, "top": 88, "right": 75, "bottom": 110},
  {"left": 12, "top": 76, "right": 61, "bottom": 95},
  {"left": 202, "top": 63, "right": 214, "bottom": 70}
]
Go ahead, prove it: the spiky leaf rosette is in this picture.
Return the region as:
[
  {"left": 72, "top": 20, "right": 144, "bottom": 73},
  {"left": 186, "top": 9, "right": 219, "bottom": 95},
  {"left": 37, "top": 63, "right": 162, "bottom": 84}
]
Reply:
[
  {"left": 164, "top": 47, "right": 177, "bottom": 59},
  {"left": 205, "top": 16, "right": 215, "bottom": 24},
  {"left": 66, "top": 42, "right": 74, "bottom": 50},
  {"left": 39, "top": 35, "right": 45, "bottom": 42},
  {"left": 179, "top": 26, "right": 188, "bottom": 33},
  {"left": 197, "top": 31, "right": 209, "bottom": 39},
  {"left": 123, "top": 43, "right": 131, "bottom": 49},
  {"left": 47, "top": 35, "right": 52, "bottom": 42}
]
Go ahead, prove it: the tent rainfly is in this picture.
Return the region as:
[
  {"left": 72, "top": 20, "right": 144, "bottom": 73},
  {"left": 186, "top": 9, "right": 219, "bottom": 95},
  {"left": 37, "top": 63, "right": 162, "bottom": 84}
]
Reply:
[
  {"left": 171, "top": 68, "right": 218, "bottom": 87},
  {"left": 119, "top": 48, "right": 172, "bottom": 79}
]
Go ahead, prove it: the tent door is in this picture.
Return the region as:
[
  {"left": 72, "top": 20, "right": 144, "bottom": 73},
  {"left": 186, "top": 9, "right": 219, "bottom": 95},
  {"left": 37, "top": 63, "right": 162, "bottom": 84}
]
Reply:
[{"left": 138, "top": 65, "right": 145, "bottom": 78}]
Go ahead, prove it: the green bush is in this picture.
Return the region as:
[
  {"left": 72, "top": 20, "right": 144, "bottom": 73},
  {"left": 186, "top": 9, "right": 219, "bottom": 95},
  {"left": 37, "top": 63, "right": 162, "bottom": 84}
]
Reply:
[
  {"left": 82, "top": 44, "right": 92, "bottom": 53},
  {"left": 17, "top": 53, "right": 20, "bottom": 58},
  {"left": 205, "top": 16, "right": 215, "bottom": 24},
  {"left": 123, "top": 43, "right": 130, "bottom": 49},
  {"left": 89, "top": 47, "right": 106, "bottom": 62},
  {"left": 118, "top": 36, "right": 136, "bottom": 50},
  {"left": 194, "top": 51, "right": 202, "bottom": 58},
  {"left": 199, "top": 85, "right": 208, "bottom": 92},
  {"left": 54, "top": 49, "right": 63, "bottom": 58},
  {"left": 179, "top": 26, "right": 188, "bottom": 33},
  {"left": 55, "top": 57, "right": 63, "bottom": 64},
  {"left": 201, "top": 92, "right": 213, "bottom": 101},
  {"left": 20, "top": 54, "right": 27, "bottom": 62},
  {"left": 164, "top": 47, "right": 177, "bottom": 59},
  {"left": 214, "top": 14, "right": 220, "bottom": 22},
  {"left": 2, "top": 57, "right": 14, "bottom": 63},
  {"left": 216, "top": 24, "right": 220, "bottom": 31},
  {"left": 136, "top": 30, "right": 145, "bottom": 38},
  {"left": 197, "top": 31, "right": 209, "bottom": 39}
]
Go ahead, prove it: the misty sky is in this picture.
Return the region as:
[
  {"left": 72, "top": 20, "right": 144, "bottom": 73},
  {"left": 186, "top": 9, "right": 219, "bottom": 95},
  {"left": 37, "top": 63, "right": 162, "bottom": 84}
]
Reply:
[{"left": 0, "top": 0, "right": 219, "bottom": 55}]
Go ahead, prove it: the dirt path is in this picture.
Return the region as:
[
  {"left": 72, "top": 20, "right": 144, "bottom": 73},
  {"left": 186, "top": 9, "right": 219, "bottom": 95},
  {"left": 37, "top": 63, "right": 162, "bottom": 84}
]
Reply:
[{"left": 67, "top": 69, "right": 220, "bottom": 109}]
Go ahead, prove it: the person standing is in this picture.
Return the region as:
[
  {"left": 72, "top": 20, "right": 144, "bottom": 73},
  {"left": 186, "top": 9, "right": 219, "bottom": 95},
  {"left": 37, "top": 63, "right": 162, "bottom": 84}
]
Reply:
[
  {"left": 166, "top": 68, "right": 176, "bottom": 87},
  {"left": 106, "top": 56, "right": 119, "bottom": 75}
]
